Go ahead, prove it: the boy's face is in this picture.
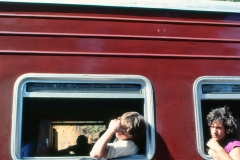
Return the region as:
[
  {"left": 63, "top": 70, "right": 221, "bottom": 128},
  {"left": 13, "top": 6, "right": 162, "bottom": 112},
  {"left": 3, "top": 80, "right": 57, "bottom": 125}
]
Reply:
[
  {"left": 115, "top": 117, "right": 132, "bottom": 140},
  {"left": 115, "top": 131, "right": 131, "bottom": 140},
  {"left": 210, "top": 120, "right": 226, "bottom": 141}
]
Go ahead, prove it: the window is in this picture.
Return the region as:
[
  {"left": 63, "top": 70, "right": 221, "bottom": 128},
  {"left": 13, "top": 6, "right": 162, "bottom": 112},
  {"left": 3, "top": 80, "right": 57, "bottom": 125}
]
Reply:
[
  {"left": 193, "top": 76, "right": 240, "bottom": 159},
  {"left": 0, "top": 0, "right": 240, "bottom": 13},
  {"left": 11, "top": 73, "right": 155, "bottom": 160}
]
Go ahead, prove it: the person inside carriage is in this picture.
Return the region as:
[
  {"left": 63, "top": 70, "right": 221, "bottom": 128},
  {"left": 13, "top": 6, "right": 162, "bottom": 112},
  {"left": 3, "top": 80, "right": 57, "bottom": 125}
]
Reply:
[
  {"left": 206, "top": 106, "right": 240, "bottom": 160},
  {"left": 90, "top": 111, "right": 147, "bottom": 159}
]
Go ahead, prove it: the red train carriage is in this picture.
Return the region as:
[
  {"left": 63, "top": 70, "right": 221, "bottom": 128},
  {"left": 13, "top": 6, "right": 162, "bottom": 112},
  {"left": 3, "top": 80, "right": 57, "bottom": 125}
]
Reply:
[{"left": 0, "top": 1, "right": 240, "bottom": 160}]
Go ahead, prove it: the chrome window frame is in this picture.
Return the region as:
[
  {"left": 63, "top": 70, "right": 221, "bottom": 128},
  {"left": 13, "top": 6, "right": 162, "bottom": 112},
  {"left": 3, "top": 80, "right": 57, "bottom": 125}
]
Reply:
[
  {"left": 193, "top": 76, "right": 240, "bottom": 160},
  {"left": 11, "top": 73, "right": 155, "bottom": 160}
]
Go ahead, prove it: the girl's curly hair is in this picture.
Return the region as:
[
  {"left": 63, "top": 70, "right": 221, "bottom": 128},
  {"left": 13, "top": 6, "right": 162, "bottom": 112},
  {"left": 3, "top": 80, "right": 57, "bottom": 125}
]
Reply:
[{"left": 206, "top": 106, "right": 237, "bottom": 136}]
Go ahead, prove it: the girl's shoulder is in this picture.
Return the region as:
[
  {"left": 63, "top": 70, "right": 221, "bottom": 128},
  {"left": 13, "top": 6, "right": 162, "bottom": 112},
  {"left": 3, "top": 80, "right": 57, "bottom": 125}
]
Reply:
[{"left": 224, "top": 138, "right": 240, "bottom": 153}]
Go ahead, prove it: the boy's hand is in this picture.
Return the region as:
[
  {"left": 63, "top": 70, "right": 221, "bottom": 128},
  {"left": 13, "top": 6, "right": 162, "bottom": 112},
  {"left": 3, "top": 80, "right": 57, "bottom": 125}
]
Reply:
[{"left": 108, "top": 119, "right": 126, "bottom": 133}]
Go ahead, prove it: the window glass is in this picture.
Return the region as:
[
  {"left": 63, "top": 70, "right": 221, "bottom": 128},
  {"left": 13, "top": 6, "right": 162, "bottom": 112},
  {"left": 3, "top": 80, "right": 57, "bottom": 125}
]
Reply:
[{"left": 12, "top": 74, "right": 155, "bottom": 160}]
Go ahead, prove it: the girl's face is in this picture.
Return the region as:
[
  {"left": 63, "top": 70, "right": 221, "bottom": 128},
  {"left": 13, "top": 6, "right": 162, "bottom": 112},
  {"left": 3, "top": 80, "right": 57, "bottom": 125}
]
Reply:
[{"left": 210, "top": 120, "right": 226, "bottom": 141}]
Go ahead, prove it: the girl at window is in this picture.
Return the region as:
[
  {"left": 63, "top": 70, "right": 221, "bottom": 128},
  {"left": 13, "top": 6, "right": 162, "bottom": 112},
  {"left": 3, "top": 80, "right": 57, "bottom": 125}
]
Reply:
[{"left": 206, "top": 106, "right": 240, "bottom": 160}]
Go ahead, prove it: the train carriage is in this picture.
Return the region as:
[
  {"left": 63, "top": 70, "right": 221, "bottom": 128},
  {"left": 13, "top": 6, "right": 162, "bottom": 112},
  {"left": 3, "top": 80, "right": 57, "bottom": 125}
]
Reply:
[{"left": 0, "top": 1, "right": 240, "bottom": 159}]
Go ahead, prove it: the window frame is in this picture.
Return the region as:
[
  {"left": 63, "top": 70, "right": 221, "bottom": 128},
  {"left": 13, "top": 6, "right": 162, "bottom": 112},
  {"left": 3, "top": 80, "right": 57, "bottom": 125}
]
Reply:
[
  {"left": 1, "top": 0, "right": 240, "bottom": 13},
  {"left": 193, "top": 76, "right": 240, "bottom": 159},
  {"left": 11, "top": 73, "right": 155, "bottom": 160}
]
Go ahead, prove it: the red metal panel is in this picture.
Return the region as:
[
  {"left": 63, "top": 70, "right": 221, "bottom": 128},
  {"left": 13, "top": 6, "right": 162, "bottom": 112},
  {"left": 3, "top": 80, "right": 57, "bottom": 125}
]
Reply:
[
  {"left": 1, "top": 55, "right": 240, "bottom": 160},
  {"left": 0, "top": 15, "right": 240, "bottom": 40},
  {"left": 0, "top": 2, "right": 240, "bottom": 160},
  {"left": 1, "top": 35, "right": 240, "bottom": 59}
]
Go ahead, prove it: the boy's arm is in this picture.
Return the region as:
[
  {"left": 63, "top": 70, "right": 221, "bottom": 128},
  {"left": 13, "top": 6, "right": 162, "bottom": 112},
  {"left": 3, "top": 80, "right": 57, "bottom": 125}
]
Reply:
[
  {"left": 90, "top": 119, "right": 125, "bottom": 158},
  {"left": 90, "top": 128, "right": 115, "bottom": 158}
]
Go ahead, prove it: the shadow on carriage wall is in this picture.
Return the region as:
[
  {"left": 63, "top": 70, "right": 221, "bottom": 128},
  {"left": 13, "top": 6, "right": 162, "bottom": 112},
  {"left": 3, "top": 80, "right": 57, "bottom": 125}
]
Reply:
[{"left": 154, "top": 132, "right": 174, "bottom": 160}]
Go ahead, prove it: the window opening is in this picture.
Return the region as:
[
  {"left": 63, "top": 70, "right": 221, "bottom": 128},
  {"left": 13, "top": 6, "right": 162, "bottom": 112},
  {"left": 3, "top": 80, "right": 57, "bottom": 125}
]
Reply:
[
  {"left": 12, "top": 74, "right": 155, "bottom": 160},
  {"left": 193, "top": 76, "right": 240, "bottom": 159}
]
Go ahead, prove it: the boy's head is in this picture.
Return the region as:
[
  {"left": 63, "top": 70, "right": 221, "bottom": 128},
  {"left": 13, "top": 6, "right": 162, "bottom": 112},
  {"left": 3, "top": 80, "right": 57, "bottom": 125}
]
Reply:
[{"left": 119, "top": 112, "right": 147, "bottom": 142}]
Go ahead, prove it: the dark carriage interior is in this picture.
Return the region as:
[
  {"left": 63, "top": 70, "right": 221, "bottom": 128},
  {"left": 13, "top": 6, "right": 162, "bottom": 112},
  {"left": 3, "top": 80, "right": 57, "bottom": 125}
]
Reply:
[{"left": 21, "top": 97, "right": 144, "bottom": 157}]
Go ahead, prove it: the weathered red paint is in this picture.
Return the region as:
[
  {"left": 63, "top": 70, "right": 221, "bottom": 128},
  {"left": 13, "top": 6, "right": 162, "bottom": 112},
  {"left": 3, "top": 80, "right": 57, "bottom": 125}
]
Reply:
[{"left": 0, "top": 2, "right": 240, "bottom": 160}]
